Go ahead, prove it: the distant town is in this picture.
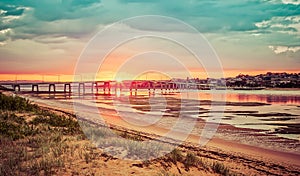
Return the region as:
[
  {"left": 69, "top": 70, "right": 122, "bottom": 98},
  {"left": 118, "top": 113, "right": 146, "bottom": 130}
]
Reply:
[{"left": 174, "top": 72, "right": 300, "bottom": 89}]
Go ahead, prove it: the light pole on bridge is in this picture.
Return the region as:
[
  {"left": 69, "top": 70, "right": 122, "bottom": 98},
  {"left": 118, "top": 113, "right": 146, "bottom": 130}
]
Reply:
[{"left": 15, "top": 74, "right": 18, "bottom": 83}]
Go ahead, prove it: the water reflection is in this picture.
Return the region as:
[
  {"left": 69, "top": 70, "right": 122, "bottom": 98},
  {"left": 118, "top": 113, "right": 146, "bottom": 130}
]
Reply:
[
  {"left": 26, "top": 89, "right": 300, "bottom": 105},
  {"left": 225, "top": 93, "right": 300, "bottom": 105}
]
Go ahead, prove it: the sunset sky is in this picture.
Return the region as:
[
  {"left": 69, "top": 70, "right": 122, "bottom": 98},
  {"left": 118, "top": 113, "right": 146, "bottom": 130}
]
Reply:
[{"left": 0, "top": 0, "right": 299, "bottom": 81}]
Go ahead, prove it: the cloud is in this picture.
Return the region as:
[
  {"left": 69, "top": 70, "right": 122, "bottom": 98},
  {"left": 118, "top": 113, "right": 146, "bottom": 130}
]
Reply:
[
  {"left": 1, "top": 0, "right": 299, "bottom": 41},
  {"left": 0, "top": 0, "right": 299, "bottom": 74},
  {"left": 269, "top": 45, "right": 300, "bottom": 54},
  {"left": 0, "top": 0, "right": 102, "bottom": 21},
  {"left": 268, "top": 0, "right": 300, "bottom": 5},
  {"left": 255, "top": 15, "right": 300, "bottom": 34},
  {"left": 282, "top": 0, "right": 300, "bottom": 5}
]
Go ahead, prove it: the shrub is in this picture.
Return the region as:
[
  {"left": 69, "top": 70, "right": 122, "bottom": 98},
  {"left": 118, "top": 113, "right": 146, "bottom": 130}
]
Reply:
[
  {"left": 0, "top": 93, "right": 38, "bottom": 112},
  {"left": 156, "top": 170, "right": 179, "bottom": 176},
  {"left": 184, "top": 152, "right": 197, "bottom": 170},
  {"left": 212, "top": 161, "right": 230, "bottom": 176},
  {"left": 168, "top": 148, "right": 183, "bottom": 164},
  {"left": 0, "top": 112, "right": 37, "bottom": 140},
  {"left": 30, "top": 114, "right": 81, "bottom": 135}
]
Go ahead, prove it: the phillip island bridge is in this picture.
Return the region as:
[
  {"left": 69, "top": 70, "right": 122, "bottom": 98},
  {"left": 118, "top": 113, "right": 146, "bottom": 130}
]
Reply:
[{"left": 0, "top": 80, "right": 212, "bottom": 95}]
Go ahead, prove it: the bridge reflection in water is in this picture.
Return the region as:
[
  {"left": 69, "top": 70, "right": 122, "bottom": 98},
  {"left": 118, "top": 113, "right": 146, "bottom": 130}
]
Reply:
[{"left": 1, "top": 81, "right": 299, "bottom": 105}]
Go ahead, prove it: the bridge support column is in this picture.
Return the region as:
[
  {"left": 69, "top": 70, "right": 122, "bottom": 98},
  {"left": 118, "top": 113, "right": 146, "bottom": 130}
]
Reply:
[
  {"left": 91, "top": 82, "right": 98, "bottom": 93},
  {"left": 174, "top": 83, "right": 178, "bottom": 91},
  {"left": 114, "top": 82, "right": 122, "bottom": 94},
  {"left": 147, "top": 81, "right": 151, "bottom": 94},
  {"left": 13, "top": 85, "right": 21, "bottom": 92},
  {"left": 119, "top": 82, "right": 122, "bottom": 92},
  {"left": 130, "top": 82, "right": 137, "bottom": 95},
  {"left": 171, "top": 83, "right": 175, "bottom": 92},
  {"left": 64, "top": 84, "right": 71, "bottom": 93},
  {"left": 32, "top": 84, "right": 39, "bottom": 92},
  {"left": 49, "top": 84, "right": 56, "bottom": 93},
  {"left": 114, "top": 82, "right": 118, "bottom": 93},
  {"left": 78, "top": 83, "right": 85, "bottom": 94},
  {"left": 103, "top": 82, "right": 111, "bottom": 94},
  {"left": 96, "top": 82, "right": 99, "bottom": 93}
]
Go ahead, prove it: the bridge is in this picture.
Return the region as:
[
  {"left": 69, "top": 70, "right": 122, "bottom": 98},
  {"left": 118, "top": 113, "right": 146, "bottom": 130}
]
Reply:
[{"left": 0, "top": 80, "right": 211, "bottom": 94}]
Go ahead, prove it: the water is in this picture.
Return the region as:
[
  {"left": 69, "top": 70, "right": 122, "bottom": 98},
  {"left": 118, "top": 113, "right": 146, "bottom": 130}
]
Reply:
[{"left": 21, "top": 89, "right": 300, "bottom": 153}]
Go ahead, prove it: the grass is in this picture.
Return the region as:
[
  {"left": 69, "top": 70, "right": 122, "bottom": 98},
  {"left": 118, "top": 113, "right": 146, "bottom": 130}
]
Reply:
[
  {"left": 211, "top": 161, "right": 231, "bottom": 176},
  {"left": 92, "top": 127, "right": 171, "bottom": 160},
  {"left": 167, "top": 148, "right": 183, "bottom": 164},
  {"left": 119, "top": 130, "right": 143, "bottom": 141},
  {"left": 30, "top": 114, "right": 81, "bottom": 135},
  {"left": 159, "top": 148, "right": 238, "bottom": 176},
  {"left": 0, "top": 93, "right": 84, "bottom": 175},
  {"left": 156, "top": 170, "right": 180, "bottom": 176},
  {"left": 0, "top": 130, "right": 68, "bottom": 175},
  {"left": 0, "top": 93, "right": 38, "bottom": 112},
  {"left": 0, "top": 93, "right": 238, "bottom": 175},
  {"left": 184, "top": 152, "right": 201, "bottom": 170},
  {"left": 0, "top": 112, "right": 38, "bottom": 140}
]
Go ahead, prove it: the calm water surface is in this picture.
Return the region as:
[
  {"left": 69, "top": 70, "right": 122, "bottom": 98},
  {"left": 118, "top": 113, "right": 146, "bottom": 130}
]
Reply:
[{"left": 24, "top": 89, "right": 300, "bottom": 152}]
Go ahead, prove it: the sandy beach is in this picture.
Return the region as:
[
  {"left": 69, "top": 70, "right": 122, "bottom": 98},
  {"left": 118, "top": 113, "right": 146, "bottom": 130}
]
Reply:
[
  {"left": 1, "top": 90, "right": 300, "bottom": 175},
  {"left": 22, "top": 92, "right": 300, "bottom": 175}
]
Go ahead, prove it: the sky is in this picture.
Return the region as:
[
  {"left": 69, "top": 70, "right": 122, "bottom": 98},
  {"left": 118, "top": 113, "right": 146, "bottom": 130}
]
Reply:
[{"left": 0, "top": 0, "right": 299, "bottom": 81}]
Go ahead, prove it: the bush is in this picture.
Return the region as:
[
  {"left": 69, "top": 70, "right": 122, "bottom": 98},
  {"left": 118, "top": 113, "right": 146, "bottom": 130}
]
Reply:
[
  {"left": 184, "top": 152, "right": 198, "bottom": 170},
  {"left": 0, "top": 112, "right": 37, "bottom": 140},
  {"left": 168, "top": 149, "right": 183, "bottom": 164},
  {"left": 30, "top": 114, "right": 81, "bottom": 135},
  {"left": 0, "top": 93, "right": 38, "bottom": 112},
  {"left": 212, "top": 161, "right": 230, "bottom": 176},
  {"left": 156, "top": 170, "right": 179, "bottom": 176}
]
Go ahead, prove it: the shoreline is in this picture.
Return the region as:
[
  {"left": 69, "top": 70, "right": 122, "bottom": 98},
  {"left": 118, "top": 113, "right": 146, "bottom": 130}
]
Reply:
[
  {"left": 19, "top": 92, "right": 300, "bottom": 166},
  {"left": 2, "top": 90, "right": 300, "bottom": 175},
  {"left": 265, "top": 88, "right": 300, "bottom": 91},
  {"left": 36, "top": 99, "right": 300, "bottom": 174}
]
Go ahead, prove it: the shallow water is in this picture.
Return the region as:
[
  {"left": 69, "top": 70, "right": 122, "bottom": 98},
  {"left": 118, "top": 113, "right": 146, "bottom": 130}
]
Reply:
[{"left": 21, "top": 89, "right": 300, "bottom": 153}]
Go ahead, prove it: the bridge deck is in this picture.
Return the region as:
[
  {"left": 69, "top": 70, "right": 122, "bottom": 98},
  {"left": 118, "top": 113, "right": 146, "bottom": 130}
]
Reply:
[{"left": 0, "top": 80, "right": 211, "bottom": 93}]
